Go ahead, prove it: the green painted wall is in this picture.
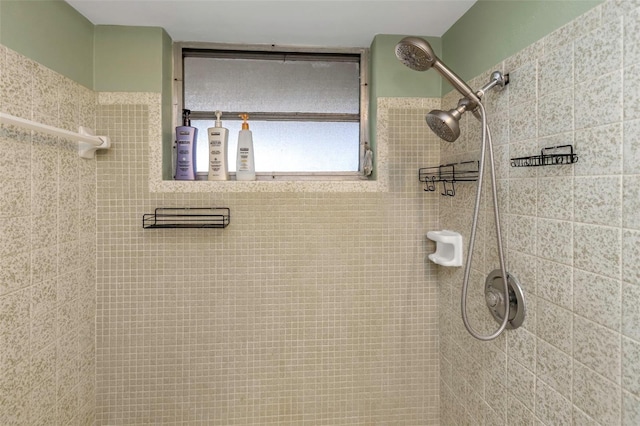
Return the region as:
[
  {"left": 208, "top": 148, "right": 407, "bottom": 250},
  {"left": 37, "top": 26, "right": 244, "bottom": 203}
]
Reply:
[
  {"left": 1, "top": 1, "right": 172, "bottom": 175},
  {"left": 369, "top": 34, "right": 442, "bottom": 178},
  {"left": 94, "top": 25, "right": 166, "bottom": 92},
  {"left": 442, "top": 0, "right": 602, "bottom": 94},
  {"left": 93, "top": 25, "right": 173, "bottom": 178},
  {"left": 0, "top": 0, "right": 94, "bottom": 88},
  {"left": 370, "top": 34, "right": 443, "bottom": 99}
]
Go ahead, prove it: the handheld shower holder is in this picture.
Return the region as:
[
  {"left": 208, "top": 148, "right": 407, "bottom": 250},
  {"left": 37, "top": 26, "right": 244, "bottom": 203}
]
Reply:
[{"left": 476, "top": 71, "right": 509, "bottom": 99}]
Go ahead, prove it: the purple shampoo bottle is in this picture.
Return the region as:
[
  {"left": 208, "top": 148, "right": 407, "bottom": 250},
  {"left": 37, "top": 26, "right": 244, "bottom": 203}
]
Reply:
[{"left": 175, "top": 109, "right": 197, "bottom": 180}]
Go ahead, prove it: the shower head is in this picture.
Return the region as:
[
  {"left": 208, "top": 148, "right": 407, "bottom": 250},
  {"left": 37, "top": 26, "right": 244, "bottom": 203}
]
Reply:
[
  {"left": 394, "top": 36, "right": 437, "bottom": 71},
  {"left": 395, "top": 36, "right": 480, "bottom": 105},
  {"left": 425, "top": 98, "right": 473, "bottom": 142},
  {"left": 426, "top": 110, "right": 460, "bottom": 142}
]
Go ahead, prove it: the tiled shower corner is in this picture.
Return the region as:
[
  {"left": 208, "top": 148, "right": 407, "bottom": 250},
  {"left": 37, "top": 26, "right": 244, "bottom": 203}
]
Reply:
[
  {"left": 438, "top": 1, "right": 640, "bottom": 424},
  {"left": 0, "top": 44, "right": 97, "bottom": 425}
]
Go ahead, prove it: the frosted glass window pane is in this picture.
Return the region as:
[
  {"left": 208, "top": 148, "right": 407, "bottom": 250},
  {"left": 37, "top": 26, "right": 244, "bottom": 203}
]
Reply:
[
  {"left": 192, "top": 120, "right": 359, "bottom": 173},
  {"left": 184, "top": 57, "right": 359, "bottom": 114}
]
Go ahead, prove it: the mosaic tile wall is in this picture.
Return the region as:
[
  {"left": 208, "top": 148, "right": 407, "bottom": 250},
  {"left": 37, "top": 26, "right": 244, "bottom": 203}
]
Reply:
[
  {"left": 0, "top": 45, "right": 97, "bottom": 424},
  {"left": 437, "top": 1, "right": 640, "bottom": 424},
  {"left": 94, "top": 96, "right": 441, "bottom": 424}
]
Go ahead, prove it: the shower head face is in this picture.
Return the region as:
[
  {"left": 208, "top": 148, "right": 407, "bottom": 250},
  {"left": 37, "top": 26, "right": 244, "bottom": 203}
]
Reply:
[
  {"left": 426, "top": 109, "right": 460, "bottom": 142},
  {"left": 395, "top": 36, "right": 437, "bottom": 71}
]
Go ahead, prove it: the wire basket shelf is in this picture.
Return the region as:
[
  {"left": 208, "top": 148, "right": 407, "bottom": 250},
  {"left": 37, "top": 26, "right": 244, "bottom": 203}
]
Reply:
[
  {"left": 418, "top": 160, "right": 479, "bottom": 196},
  {"left": 510, "top": 145, "right": 578, "bottom": 167},
  {"left": 143, "top": 207, "right": 230, "bottom": 229}
]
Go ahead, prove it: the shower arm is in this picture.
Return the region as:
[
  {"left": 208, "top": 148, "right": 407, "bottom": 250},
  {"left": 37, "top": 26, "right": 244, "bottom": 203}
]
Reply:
[
  {"left": 467, "top": 71, "right": 510, "bottom": 120},
  {"left": 475, "top": 71, "right": 509, "bottom": 100}
]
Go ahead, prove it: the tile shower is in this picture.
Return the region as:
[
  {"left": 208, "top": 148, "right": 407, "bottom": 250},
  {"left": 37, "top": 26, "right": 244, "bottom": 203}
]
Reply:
[
  {"left": 438, "top": 1, "right": 640, "bottom": 424},
  {"left": 1, "top": 0, "right": 640, "bottom": 424},
  {"left": 93, "top": 96, "right": 439, "bottom": 424},
  {"left": 0, "top": 44, "right": 441, "bottom": 423},
  {"left": 0, "top": 45, "right": 97, "bottom": 424}
]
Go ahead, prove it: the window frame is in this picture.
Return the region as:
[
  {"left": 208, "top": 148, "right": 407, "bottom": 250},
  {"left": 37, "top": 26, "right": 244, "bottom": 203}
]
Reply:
[{"left": 172, "top": 42, "right": 370, "bottom": 181}]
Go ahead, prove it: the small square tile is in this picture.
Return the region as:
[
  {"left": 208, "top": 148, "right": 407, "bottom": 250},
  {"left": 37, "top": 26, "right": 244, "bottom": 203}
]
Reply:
[
  {"left": 0, "top": 324, "right": 28, "bottom": 372},
  {"left": 536, "top": 259, "right": 572, "bottom": 309},
  {"left": 537, "top": 176, "right": 573, "bottom": 221},
  {"left": 538, "top": 88, "right": 573, "bottom": 138},
  {"left": 507, "top": 395, "right": 535, "bottom": 425},
  {"left": 0, "top": 289, "right": 30, "bottom": 337},
  {"left": 508, "top": 214, "right": 537, "bottom": 254},
  {"left": 509, "top": 61, "right": 537, "bottom": 109},
  {"left": 507, "top": 360, "right": 535, "bottom": 410},
  {"left": 537, "top": 298, "right": 572, "bottom": 354},
  {"left": 507, "top": 327, "right": 536, "bottom": 371},
  {"left": 574, "top": 223, "right": 621, "bottom": 279},
  {"left": 536, "top": 338, "right": 572, "bottom": 399},
  {"left": 625, "top": 6, "right": 640, "bottom": 66},
  {"left": 624, "top": 390, "right": 640, "bottom": 426},
  {"left": 0, "top": 252, "right": 30, "bottom": 296},
  {"left": 623, "top": 282, "right": 640, "bottom": 341},
  {"left": 507, "top": 251, "right": 537, "bottom": 296},
  {"left": 538, "top": 42, "right": 573, "bottom": 92},
  {"left": 0, "top": 216, "right": 31, "bottom": 258},
  {"left": 623, "top": 230, "right": 640, "bottom": 286},
  {"left": 575, "top": 70, "right": 623, "bottom": 129},
  {"left": 535, "top": 379, "right": 572, "bottom": 425},
  {"left": 623, "top": 175, "right": 640, "bottom": 230},
  {"left": 575, "top": 176, "right": 622, "bottom": 226},
  {"left": 625, "top": 64, "right": 640, "bottom": 121},
  {"left": 509, "top": 178, "right": 537, "bottom": 215},
  {"left": 575, "top": 17, "right": 623, "bottom": 82},
  {"left": 623, "top": 337, "right": 640, "bottom": 396},
  {"left": 624, "top": 119, "right": 640, "bottom": 175},
  {"left": 575, "top": 122, "right": 623, "bottom": 176},
  {"left": 574, "top": 362, "right": 621, "bottom": 425},
  {"left": 509, "top": 101, "right": 538, "bottom": 142},
  {"left": 536, "top": 219, "right": 572, "bottom": 265},
  {"left": 574, "top": 315, "right": 621, "bottom": 383},
  {"left": 574, "top": 269, "right": 620, "bottom": 331}
]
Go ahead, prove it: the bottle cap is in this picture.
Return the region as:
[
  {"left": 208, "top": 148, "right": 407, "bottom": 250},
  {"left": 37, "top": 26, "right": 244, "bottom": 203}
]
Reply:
[
  {"left": 182, "top": 109, "right": 191, "bottom": 126},
  {"left": 239, "top": 113, "right": 249, "bottom": 130}
]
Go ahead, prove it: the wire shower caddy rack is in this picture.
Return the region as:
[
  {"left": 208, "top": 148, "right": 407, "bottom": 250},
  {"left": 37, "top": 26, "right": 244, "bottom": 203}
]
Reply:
[
  {"left": 418, "top": 160, "right": 479, "bottom": 196},
  {"left": 143, "top": 207, "right": 230, "bottom": 229}
]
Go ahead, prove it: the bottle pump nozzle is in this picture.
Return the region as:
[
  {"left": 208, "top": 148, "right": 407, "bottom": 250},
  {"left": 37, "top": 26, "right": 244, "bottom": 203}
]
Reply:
[
  {"left": 182, "top": 109, "right": 191, "bottom": 126},
  {"left": 239, "top": 113, "right": 250, "bottom": 130},
  {"left": 215, "top": 110, "right": 222, "bottom": 127}
]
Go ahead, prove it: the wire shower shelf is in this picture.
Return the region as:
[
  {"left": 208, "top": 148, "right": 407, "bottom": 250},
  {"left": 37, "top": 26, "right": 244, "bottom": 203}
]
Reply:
[
  {"left": 418, "top": 160, "right": 479, "bottom": 196},
  {"left": 143, "top": 207, "right": 230, "bottom": 229},
  {"left": 510, "top": 145, "right": 578, "bottom": 167}
]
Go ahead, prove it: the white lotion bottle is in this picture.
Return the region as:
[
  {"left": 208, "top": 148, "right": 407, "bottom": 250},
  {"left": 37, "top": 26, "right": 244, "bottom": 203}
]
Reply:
[
  {"left": 235, "top": 113, "right": 256, "bottom": 181},
  {"left": 207, "top": 110, "right": 229, "bottom": 181}
]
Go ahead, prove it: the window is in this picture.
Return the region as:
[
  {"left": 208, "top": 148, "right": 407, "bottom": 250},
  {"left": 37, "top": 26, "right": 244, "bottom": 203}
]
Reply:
[{"left": 174, "top": 43, "right": 369, "bottom": 180}]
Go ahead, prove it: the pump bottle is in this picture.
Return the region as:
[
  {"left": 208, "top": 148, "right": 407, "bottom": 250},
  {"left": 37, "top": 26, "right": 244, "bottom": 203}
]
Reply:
[
  {"left": 235, "top": 113, "right": 256, "bottom": 181},
  {"left": 207, "top": 111, "right": 229, "bottom": 180},
  {"left": 174, "top": 109, "right": 197, "bottom": 180}
]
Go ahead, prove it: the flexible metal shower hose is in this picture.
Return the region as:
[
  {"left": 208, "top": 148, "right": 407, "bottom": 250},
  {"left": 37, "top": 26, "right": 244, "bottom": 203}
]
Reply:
[{"left": 460, "top": 101, "right": 510, "bottom": 341}]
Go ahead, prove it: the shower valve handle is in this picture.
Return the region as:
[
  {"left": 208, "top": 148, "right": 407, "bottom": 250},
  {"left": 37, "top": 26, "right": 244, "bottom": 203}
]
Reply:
[{"left": 485, "top": 287, "right": 503, "bottom": 308}]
